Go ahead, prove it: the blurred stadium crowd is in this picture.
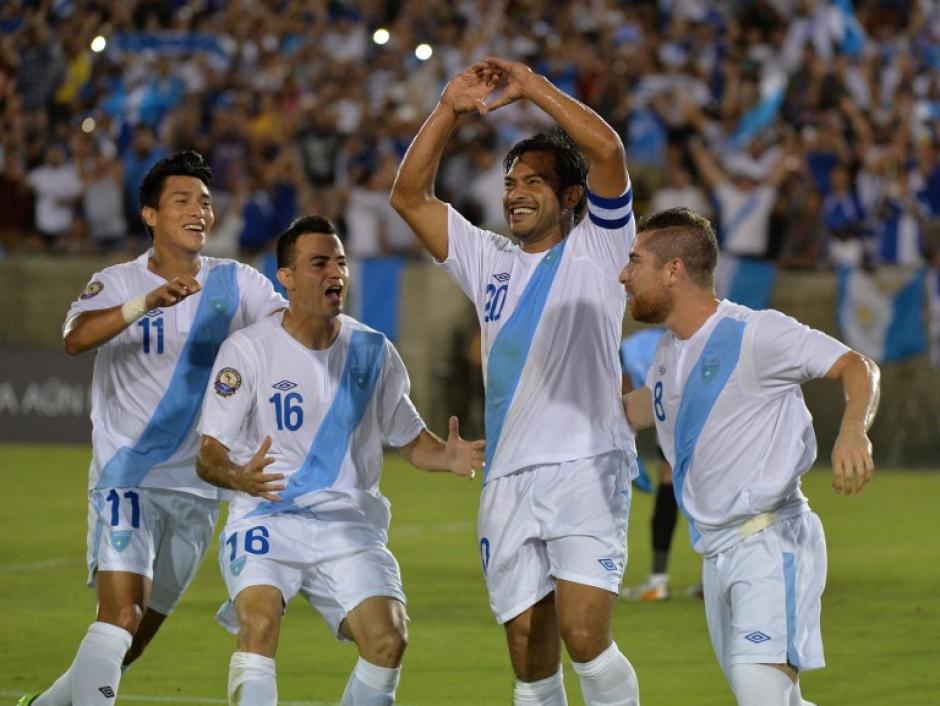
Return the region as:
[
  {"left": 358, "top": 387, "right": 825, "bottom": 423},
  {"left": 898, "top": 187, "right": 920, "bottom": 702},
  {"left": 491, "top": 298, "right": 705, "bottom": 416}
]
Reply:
[{"left": 1, "top": 0, "right": 939, "bottom": 270}]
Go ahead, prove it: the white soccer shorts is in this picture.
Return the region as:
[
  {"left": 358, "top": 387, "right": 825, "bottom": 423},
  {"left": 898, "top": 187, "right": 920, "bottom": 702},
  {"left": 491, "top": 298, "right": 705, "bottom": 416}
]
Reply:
[
  {"left": 703, "top": 511, "right": 827, "bottom": 676},
  {"left": 86, "top": 487, "right": 219, "bottom": 614},
  {"left": 477, "top": 450, "right": 632, "bottom": 624},
  {"left": 216, "top": 511, "right": 406, "bottom": 640}
]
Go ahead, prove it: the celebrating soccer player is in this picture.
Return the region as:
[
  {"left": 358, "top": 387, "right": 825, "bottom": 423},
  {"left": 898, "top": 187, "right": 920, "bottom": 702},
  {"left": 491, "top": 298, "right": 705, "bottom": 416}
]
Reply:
[
  {"left": 391, "top": 58, "right": 641, "bottom": 706},
  {"left": 195, "top": 215, "right": 484, "bottom": 706},
  {"left": 620, "top": 207, "right": 880, "bottom": 706}
]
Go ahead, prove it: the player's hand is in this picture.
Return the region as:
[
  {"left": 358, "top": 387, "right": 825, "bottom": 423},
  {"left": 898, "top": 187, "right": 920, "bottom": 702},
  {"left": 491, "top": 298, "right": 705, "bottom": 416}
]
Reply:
[
  {"left": 440, "top": 62, "right": 502, "bottom": 116},
  {"left": 145, "top": 276, "right": 202, "bottom": 309},
  {"left": 477, "top": 57, "right": 533, "bottom": 115},
  {"left": 830, "top": 422, "right": 874, "bottom": 496},
  {"left": 235, "top": 436, "right": 285, "bottom": 502},
  {"left": 444, "top": 416, "right": 485, "bottom": 480}
]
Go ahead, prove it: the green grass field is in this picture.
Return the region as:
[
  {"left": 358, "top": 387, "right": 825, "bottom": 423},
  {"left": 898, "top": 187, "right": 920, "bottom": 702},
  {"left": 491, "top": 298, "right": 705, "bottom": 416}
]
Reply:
[{"left": 1, "top": 444, "right": 938, "bottom": 705}]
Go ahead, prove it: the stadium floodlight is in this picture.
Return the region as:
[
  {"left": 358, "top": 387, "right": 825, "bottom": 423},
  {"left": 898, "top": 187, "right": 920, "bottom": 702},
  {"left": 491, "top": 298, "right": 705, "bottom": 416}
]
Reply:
[
  {"left": 373, "top": 28, "right": 390, "bottom": 45},
  {"left": 415, "top": 43, "right": 432, "bottom": 61},
  {"left": 81, "top": 117, "right": 96, "bottom": 133},
  {"left": 90, "top": 35, "right": 107, "bottom": 53}
]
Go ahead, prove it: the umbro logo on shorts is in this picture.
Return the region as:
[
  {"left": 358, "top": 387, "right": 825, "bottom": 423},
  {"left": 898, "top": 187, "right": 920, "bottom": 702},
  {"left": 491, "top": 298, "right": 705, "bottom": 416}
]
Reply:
[
  {"left": 98, "top": 686, "right": 115, "bottom": 698},
  {"left": 745, "top": 631, "right": 771, "bottom": 644},
  {"left": 598, "top": 558, "right": 618, "bottom": 571}
]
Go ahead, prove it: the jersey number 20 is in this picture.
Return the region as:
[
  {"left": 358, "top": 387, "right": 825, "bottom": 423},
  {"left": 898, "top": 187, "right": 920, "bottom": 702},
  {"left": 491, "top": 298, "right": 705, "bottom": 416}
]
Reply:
[{"left": 484, "top": 284, "right": 508, "bottom": 322}]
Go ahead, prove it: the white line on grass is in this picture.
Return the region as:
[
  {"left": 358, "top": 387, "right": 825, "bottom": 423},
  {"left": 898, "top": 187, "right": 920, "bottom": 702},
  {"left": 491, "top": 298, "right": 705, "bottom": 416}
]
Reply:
[
  {"left": 0, "top": 557, "right": 71, "bottom": 573},
  {"left": 1, "top": 691, "right": 418, "bottom": 706}
]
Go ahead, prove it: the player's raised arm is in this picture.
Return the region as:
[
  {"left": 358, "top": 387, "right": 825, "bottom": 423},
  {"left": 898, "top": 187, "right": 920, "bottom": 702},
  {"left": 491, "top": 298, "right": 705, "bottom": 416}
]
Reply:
[
  {"left": 825, "top": 351, "right": 881, "bottom": 496},
  {"left": 479, "top": 57, "right": 627, "bottom": 198},
  {"left": 390, "top": 63, "right": 501, "bottom": 262},
  {"left": 398, "top": 416, "right": 485, "bottom": 479},
  {"left": 63, "top": 276, "right": 201, "bottom": 355}
]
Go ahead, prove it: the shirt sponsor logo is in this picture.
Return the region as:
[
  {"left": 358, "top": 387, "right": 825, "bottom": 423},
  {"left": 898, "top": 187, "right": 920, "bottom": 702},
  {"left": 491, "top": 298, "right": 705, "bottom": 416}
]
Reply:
[
  {"left": 80, "top": 281, "right": 104, "bottom": 299},
  {"left": 214, "top": 367, "right": 242, "bottom": 397}
]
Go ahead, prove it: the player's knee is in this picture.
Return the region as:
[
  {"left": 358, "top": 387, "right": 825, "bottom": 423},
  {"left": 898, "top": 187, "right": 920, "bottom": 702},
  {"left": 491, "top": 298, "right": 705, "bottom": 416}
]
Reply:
[
  {"left": 239, "top": 609, "right": 280, "bottom": 646},
  {"left": 98, "top": 603, "right": 144, "bottom": 635},
  {"left": 364, "top": 623, "right": 408, "bottom": 667},
  {"left": 560, "top": 625, "right": 607, "bottom": 663}
]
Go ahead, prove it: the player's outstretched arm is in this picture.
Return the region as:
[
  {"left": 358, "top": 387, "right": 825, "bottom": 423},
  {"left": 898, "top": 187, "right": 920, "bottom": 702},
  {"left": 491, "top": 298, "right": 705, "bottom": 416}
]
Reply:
[
  {"left": 398, "top": 416, "right": 485, "bottom": 480},
  {"left": 390, "top": 63, "right": 501, "bottom": 262},
  {"left": 623, "top": 387, "right": 654, "bottom": 431},
  {"left": 196, "top": 435, "right": 285, "bottom": 502},
  {"left": 825, "top": 351, "right": 880, "bottom": 496},
  {"left": 479, "top": 57, "right": 627, "bottom": 198},
  {"left": 63, "top": 276, "right": 202, "bottom": 355}
]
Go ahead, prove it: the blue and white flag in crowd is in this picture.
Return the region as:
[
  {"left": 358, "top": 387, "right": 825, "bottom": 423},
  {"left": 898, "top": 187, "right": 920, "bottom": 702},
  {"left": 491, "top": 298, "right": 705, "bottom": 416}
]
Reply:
[
  {"left": 837, "top": 267, "right": 927, "bottom": 363},
  {"left": 726, "top": 70, "right": 788, "bottom": 151},
  {"left": 929, "top": 269, "right": 940, "bottom": 368},
  {"left": 831, "top": 0, "right": 866, "bottom": 57},
  {"left": 715, "top": 254, "right": 777, "bottom": 310},
  {"left": 348, "top": 257, "right": 406, "bottom": 342}
]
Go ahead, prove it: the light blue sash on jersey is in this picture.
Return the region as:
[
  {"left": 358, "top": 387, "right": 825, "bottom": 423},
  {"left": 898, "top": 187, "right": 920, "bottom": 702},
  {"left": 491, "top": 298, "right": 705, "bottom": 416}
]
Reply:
[
  {"left": 96, "top": 263, "right": 239, "bottom": 489},
  {"left": 484, "top": 238, "right": 567, "bottom": 479},
  {"left": 672, "top": 317, "right": 746, "bottom": 549},
  {"left": 249, "top": 329, "right": 386, "bottom": 517}
]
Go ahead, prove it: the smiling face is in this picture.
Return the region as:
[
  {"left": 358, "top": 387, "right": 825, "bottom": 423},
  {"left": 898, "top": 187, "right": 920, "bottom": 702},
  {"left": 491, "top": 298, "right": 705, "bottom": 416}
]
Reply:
[
  {"left": 620, "top": 232, "right": 674, "bottom": 324},
  {"left": 278, "top": 232, "right": 348, "bottom": 320},
  {"left": 142, "top": 175, "right": 213, "bottom": 255},
  {"left": 503, "top": 151, "right": 579, "bottom": 246}
]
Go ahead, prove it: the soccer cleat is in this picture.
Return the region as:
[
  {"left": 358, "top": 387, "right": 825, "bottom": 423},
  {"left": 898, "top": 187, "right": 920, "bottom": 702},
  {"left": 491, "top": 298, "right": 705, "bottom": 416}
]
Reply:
[
  {"left": 16, "top": 695, "right": 39, "bottom": 706},
  {"left": 621, "top": 575, "right": 669, "bottom": 601}
]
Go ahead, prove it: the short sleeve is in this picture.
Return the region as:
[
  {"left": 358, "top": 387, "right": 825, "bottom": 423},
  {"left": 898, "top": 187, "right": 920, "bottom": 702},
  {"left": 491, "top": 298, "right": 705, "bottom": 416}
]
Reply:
[
  {"left": 571, "top": 182, "right": 636, "bottom": 277},
  {"left": 62, "top": 268, "right": 130, "bottom": 335},
  {"left": 441, "top": 205, "right": 511, "bottom": 308},
  {"left": 197, "top": 335, "right": 257, "bottom": 450},
  {"left": 237, "top": 264, "right": 287, "bottom": 327},
  {"left": 750, "top": 310, "right": 850, "bottom": 391},
  {"left": 375, "top": 339, "right": 425, "bottom": 448}
]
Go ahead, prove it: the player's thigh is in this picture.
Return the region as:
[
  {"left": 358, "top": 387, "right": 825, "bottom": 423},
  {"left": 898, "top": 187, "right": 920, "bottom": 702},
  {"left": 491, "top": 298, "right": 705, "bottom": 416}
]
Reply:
[
  {"left": 725, "top": 514, "right": 827, "bottom": 672},
  {"left": 216, "top": 515, "right": 306, "bottom": 637},
  {"left": 300, "top": 520, "right": 406, "bottom": 643},
  {"left": 703, "top": 553, "right": 734, "bottom": 678},
  {"left": 541, "top": 451, "right": 632, "bottom": 594},
  {"left": 478, "top": 469, "right": 553, "bottom": 625},
  {"left": 87, "top": 487, "right": 161, "bottom": 584},
  {"left": 148, "top": 489, "right": 219, "bottom": 615}
]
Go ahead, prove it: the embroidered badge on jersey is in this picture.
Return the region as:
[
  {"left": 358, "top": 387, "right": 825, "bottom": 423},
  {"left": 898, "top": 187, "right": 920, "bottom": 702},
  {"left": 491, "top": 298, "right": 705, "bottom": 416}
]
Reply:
[
  {"left": 215, "top": 367, "right": 242, "bottom": 397},
  {"left": 80, "top": 281, "right": 104, "bottom": 299},
  {"left": 702, "top": 356, "right": 720, "bottom": 383}
]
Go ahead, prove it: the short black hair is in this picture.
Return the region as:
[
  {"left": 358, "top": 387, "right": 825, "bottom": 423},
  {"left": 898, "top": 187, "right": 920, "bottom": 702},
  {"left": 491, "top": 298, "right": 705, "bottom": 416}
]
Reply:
[
  {"left": 637, "top": 207, "right": 719, "bottom": 288},
  {"left": 139, "top": 151, "right": 212, "bottom": 238},
  {"left": 276, "top": 215, "right": 338, "bottom": 268},
  {"left": 503, "top": 125, "right": 588, "bottom": 221}
]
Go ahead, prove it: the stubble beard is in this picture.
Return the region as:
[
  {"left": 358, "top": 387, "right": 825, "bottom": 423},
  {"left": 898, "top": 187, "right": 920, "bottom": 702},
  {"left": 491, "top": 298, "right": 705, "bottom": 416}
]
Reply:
[{"left": 629, "top": 289, "right": 672, "bottom": 324}]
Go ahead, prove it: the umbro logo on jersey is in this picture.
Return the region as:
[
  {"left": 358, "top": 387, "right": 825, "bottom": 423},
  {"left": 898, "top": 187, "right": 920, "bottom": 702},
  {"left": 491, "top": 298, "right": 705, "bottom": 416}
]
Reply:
[
  {"left": 598, "top": 558, "right": 618, "bottom": 571},
  {"left": 272, "top": 380, "right": 297, "bottom": 391},
  {"left": 744, "top": 631, "right": 771, "bottom": 644},
  {"left": 492, "top": 272, "right": 511, "bottom": 282},
  {"left": 98, "top": 686, "right": 115, "bottom": 698},
  {"left": 145, "top": 309, "right": 163, "bottom": 317}
]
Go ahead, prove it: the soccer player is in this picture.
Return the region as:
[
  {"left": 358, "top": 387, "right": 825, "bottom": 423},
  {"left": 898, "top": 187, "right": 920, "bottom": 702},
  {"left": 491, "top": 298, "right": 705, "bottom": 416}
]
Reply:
[
  {"left": 620, "top": 207, "right": 880, "bottom": 706},
  {"left": 391, "top": 58, "right": 641, "bottom": 706},
  {"left": 19, "top": 151, "right": 286, "bottom": 706},
  {"left": 195, "top": 215, "right": 484, "bottom": 706}
]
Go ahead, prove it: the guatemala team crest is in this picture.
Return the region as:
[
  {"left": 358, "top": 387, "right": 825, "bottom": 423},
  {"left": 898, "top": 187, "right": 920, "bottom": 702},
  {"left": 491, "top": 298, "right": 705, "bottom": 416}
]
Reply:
[
  {"left": 230, "top": 556, "right": 246, "bottom": 576},
  {"left": 702, "top": 356, "right": 720, "bottom": 384},
  {"left": 214, "top": 367, "right": 242, "bottom": 397},
  {"left": 80, "top": 281, "right": 104, "bottom": 299},
  {"left": 111, "top": 531, "right": 132, "bottom": 552}
]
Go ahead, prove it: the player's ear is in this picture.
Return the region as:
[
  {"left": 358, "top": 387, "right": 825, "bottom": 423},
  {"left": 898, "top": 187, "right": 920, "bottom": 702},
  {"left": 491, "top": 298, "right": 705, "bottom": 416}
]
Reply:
[
  {"left": 276, "top": 267, "right": 292, "bottom": 291},
  {"left": 141, "top": 206, "right": 157, "bottom": 229},
  {"left": 562, "top": 184, "right": 583, "bottom": 210}
]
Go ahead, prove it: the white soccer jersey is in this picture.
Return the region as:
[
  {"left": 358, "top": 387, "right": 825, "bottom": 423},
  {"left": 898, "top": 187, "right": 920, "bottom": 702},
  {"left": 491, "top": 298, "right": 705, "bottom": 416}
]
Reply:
[
  {"left": 198, "top": 313, "right": 425, "bottom": 523},
  {"left": 647, "top": 300, "right": 849, "bottom": 555},
  {"left": 65, "top": 250, "right": 286, "bottom": 498},
  {"left": 441, "top": 186, "right": 636, "bottom": 482}
]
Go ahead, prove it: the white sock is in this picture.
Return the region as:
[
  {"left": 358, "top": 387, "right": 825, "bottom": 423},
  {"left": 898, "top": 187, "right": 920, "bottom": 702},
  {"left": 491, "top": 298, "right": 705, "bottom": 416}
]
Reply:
[
  {"left": 513, "top": 667, "right": 568, "bottom": 705},
  {"left": 32, "top": 668, "right": 72, "bottom": 706},
  {"left": 340, "top": 657, "right": 401, "bottom": 706},
  {"left": 70, "top": 622, "right": 133, "bottom": 706},
  {"left": 228, "top": 652, "right": 277, "bottom": 706},
  {"left": 789, "top": 678, "right": 817, "bottom": 706},
  {"left": 571, "top": 642, "right": 639, "bottom": 706},
  {"left": 729, "top": 663, "right": 793, "bottom": 706}
]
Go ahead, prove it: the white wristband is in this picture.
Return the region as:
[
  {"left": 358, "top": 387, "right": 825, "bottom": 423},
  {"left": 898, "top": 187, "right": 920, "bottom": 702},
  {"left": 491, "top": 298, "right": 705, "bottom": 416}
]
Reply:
[{"left": 121, "top": 295, "right": 149, "bottom": 324}]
